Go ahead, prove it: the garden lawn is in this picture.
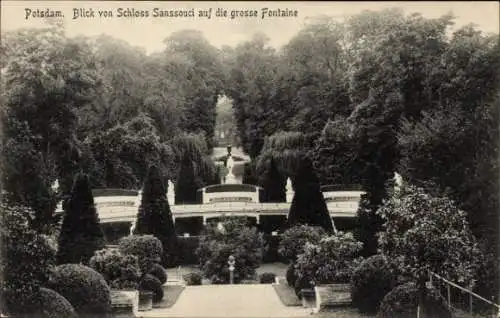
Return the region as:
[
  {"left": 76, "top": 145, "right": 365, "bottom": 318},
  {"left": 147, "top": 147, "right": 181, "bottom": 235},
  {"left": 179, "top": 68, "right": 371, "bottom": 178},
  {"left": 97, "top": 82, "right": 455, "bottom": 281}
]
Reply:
[
  {"left": 272, "top": 278, "right": 301, "bottom": 306},
  {"left": 152, "top": 285, "right": 185, "bottom": 309}
]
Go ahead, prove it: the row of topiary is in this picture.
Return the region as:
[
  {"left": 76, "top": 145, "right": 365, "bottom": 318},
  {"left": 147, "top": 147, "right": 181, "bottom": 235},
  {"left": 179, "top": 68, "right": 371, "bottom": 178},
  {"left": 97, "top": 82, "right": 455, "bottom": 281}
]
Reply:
[
  {"left": 0, "top": 199, "right": 169, "bottom": 318},
  {"left": 43, "top": 234, "right": 169, "bottom": 317}
]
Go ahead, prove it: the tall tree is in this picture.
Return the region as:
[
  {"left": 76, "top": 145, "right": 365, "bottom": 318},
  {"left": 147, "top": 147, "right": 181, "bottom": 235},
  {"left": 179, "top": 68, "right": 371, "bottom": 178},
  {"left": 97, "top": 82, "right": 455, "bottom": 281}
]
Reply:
[
  {"left": 163, "top": 30, "right": 225, "bottom": 149},
  {"left": 134, "top": 165, "right": 178, "bottom": 266},
  {"left": 287, "top": 158, "right": 334, "bottom": 232},
  {"left": 82, "top": 113, "right": 174, "bottom": 189},
  {"left": 225, "top": 33, "right": 281, "bottom": 158},
  {"left": 171, "top": 132, "right": 216, "bottom": 188},
  {"left": 1, "top": 24, "right": 102, "bottom": 230},
  {"left": 57, "top": 173, "right": 105, "bottom": 264},
  {"left": 311, "top": 118, "right": 362, "bottom": 186},
  {"left": 277, "top": 16, "right": 351, "bottom": 138}
]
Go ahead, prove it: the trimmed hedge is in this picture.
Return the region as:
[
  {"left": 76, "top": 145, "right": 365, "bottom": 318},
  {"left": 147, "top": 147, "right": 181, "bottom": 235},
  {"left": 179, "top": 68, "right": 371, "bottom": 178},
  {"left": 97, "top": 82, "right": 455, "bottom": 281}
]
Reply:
[
  {"left": 320, "top": 184, "right": 364, "bottom": 192},
  {"left": 351, "top": 255, "right": 395, "bottom": 314},
  {"left": 204, "top": 184, "right": 257, "bottom": 193},
  {"left": 260, "top": 273, "right": 276, "bottom": 284},
  {"left": 183, "top": 272, "right": 203, "bottom": 285},
  {"left": 38, "top": 287, "right": 77, "bottom": 318},
  {"left": 48, "top": 264, "right": 111, "bottom": 317},
  {"left": 148, "top": 263, "right": 167, "bottom": 285},
  {"left": 139, "top": 274, "right": 164, "bottom": 303}
]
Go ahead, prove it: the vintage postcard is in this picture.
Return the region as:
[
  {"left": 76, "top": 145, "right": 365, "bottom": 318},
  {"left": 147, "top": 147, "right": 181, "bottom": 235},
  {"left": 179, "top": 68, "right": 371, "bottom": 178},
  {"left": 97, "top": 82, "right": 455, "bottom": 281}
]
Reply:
[{"left": 1, "top": 1, "right": 499, "bottom": 318}]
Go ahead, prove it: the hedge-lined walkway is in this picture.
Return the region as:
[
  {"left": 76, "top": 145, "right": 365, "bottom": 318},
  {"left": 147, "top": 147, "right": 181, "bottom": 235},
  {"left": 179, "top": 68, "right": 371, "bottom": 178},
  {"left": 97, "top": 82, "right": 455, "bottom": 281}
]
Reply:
[{"left": 139, "top": 284, "right": 311, "bottom": 317}]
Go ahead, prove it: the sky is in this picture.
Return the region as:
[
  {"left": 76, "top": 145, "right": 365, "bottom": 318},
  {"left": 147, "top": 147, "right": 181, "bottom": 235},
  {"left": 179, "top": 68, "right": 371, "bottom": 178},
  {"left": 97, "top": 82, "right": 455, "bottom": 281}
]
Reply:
[{"left": 2, "top": 1, "right": 499, "bottom": 54}]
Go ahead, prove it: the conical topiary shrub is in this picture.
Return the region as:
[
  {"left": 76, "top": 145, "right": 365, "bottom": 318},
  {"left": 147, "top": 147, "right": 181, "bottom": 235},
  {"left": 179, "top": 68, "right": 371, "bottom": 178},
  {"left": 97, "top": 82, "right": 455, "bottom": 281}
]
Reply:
[
  {"left": 287, "top": 158, "right": 334, "bottom": 232},
  {"left": 57, "top": 173, "right": 105, "bottom": 264},
  {"left": 134, "top": 165, "right": 178, "bottom": 266}
]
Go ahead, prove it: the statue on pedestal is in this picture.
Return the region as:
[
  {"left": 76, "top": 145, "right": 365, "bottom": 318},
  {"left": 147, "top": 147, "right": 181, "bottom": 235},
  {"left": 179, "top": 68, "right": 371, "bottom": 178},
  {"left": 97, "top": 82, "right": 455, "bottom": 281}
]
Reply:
[
  {"left": 51, "top": 179, "right": 59, "bottom": 193},
  {"left": 225, "top": 152, "right": 237, "bottom": 184}
]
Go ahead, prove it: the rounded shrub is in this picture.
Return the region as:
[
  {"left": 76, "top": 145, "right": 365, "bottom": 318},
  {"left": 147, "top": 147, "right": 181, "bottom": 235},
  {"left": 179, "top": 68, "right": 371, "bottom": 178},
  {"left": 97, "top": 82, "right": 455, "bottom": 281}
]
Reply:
[
  {"left": 351, "top": 255, "right": 396, "bottom": 314},
  {"left": 278, "top": 225, "right": 326, "bottom": 262},
  {"left": 183, "top": 272, "right": 203, "bottom": 286},
  {"left": 260, "top": 272, "right": 276, "bottom": 284},
  {"left": 286, "top": 263, "right": 297, "bottom": 287},
  {"left": 38, "top": 287, "right": 77, "bottom": 318},
  {"left": 139, "top": 274, "right": 164, "bottom": 303},
  {"left": 119, "top": 235, "right": 163, "bottom": 273},
  {"left": 89, "top": 248, "right": 141, "bottom": 289},
  {"left": 294, "top": 233, "right": 363, "bottom": 287},
  {"left": 48, "top": 264, "right": 111, "bottom": 317},
  {"left": 377, "top": 282, "right": 451, "bottom": 318},
  {"left": 148, "top": 263, "right": 167, "bottom": 285}
]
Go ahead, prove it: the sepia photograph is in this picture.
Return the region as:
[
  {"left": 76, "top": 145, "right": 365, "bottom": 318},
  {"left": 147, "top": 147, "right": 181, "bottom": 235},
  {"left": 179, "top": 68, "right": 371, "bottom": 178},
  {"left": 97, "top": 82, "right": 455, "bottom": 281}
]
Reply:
[{"left": 1, "top": 1, "right": 499, "bottom": 317}]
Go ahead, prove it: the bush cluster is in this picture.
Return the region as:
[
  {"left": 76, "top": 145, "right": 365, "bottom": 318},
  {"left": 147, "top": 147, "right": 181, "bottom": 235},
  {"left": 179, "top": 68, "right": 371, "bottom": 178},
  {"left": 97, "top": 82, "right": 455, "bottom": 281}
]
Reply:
[
  {"left": 48, "top": 264, "right": 111, "bottom": 317},
  {"left": 0, "top": 202, "right": 56, "bottom": 315},
  {"left": 196, "top": 218, "right": 264, "bottom": 284},
  {"left": 183, "top": 272, "right": 203, "bottom": 285},
  {"left": 119, "top": 235, "right": 163, "bottom": 273},
  {"left": 278, "top": 225, "right": 326, "bottom": 262},
  {"left": 295, "top": 232, "right": 363, "bottom": 286},
  {"left": 377, "top": 282, "right": 451, "bottom": 318},
  {"left": 89, "top": 248, "right": 141, "bottom": 289},
  {"left": 377, "top": 184, "right": 482, "bottom": 286}
]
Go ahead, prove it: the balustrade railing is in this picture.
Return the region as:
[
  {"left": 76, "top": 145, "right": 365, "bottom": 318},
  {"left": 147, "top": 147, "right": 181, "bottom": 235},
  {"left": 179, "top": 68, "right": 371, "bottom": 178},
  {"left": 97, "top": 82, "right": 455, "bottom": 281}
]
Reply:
[{"left": 428, "top": 270, "right": 500, "bottom": 317}]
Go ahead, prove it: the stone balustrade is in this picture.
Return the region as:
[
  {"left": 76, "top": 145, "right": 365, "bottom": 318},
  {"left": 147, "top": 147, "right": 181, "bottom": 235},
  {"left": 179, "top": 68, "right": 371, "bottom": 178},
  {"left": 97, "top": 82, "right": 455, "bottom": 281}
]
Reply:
[{"left": 56, "top": 187, "right": 365, "bottom": 224}]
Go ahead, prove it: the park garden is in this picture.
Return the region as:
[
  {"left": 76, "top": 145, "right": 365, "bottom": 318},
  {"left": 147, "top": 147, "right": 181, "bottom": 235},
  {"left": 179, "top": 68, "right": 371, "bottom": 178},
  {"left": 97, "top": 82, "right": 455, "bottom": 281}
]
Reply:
[{"left": 1, "top": 7, "right": 499, "bottom": 318}]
